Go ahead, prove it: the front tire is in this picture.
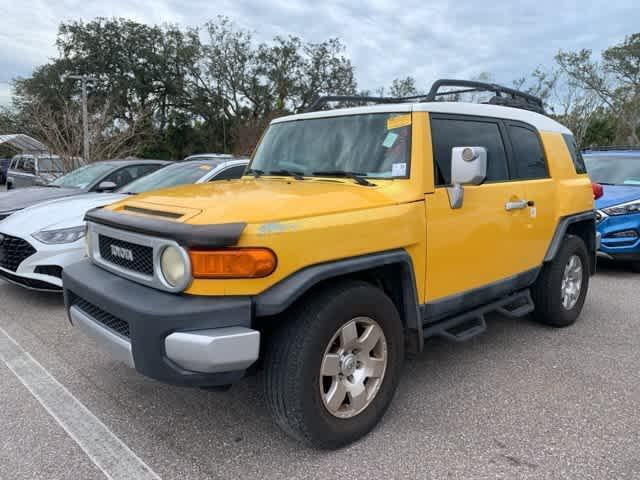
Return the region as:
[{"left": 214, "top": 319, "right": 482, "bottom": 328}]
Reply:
[
  {"left": 531, "top": 235, "right": 589, "bottom": 327},
  {"left": 263, "top": 280, "right": 404, "bottom": 449}
]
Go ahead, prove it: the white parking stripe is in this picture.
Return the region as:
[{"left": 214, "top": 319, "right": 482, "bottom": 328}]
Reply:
[{"left": 0, "top": 326, "right": 161, "bottom": 480}]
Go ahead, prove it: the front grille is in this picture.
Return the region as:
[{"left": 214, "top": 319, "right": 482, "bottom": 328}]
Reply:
[
  {"left": 0, "top": 234, "right": 36, "bottom": 271},
  {"left": 98, "top": 235, "right": 153, "bottom": 276},
  {"left": 71, "top": 295, "right": 130, "bottom": 338}
]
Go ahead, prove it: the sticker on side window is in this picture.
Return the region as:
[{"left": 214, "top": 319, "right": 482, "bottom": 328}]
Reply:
[
  {"left": 392, "top": 163, "right": 407, "bottom": 177},
  {"left": 382, "top": 132, "right": 398, "bottom": 148},
  {"left": 387, "top": 114, "right": 412, "bottom": 130}
]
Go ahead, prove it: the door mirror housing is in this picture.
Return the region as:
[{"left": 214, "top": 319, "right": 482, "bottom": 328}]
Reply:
[
  {"left": 96, "top": 181, "right": 118, "bottom": 192},
  {"left": 447, "top": 146, "right": 488, "bottom": 209}
]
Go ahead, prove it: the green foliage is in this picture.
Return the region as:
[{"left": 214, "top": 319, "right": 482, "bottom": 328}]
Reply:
[{"left": 10, "top": 16, "right": 357, "bottom": 159}]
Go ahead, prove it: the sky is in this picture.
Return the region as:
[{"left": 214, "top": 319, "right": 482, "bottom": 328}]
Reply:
[{"left": 0, "top": 0, "right": 638, "bottom": 106}]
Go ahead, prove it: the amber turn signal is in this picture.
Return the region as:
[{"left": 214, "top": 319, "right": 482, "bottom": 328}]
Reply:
[{"left": 189, "top": 248, "right": 277, "bottom": 278}]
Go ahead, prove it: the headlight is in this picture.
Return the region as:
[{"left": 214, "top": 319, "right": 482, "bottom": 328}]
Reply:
[
  {"left": 160, "top": 245, "right": 188, "bottom": 288},
  {"left": 32, "top": 226, "right": 86, "bottom": 244},
  {"left": 602, "top": 199, "right": 640, "bottom": 216}
]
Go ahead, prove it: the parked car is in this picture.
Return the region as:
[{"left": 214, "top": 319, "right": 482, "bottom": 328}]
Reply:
[
  {"left": 0, "top": 159, "right": 168, "bottom": 221},
  {"left": 6, "top": 154, "right": 75, "bottom": 189},
  {"left": 583, "top": 146, "right": 640, "bottom": 271},
  {"left": 0, "top": 158, "right": 248, "bottom": 291},
  {"left": 62, "top": 79, "right": 595, "bottom": 449},
  {"left": 182, "top": 153, "right": 238, "bottom": 162}
]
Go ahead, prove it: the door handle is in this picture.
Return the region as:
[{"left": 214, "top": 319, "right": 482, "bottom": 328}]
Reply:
[{"left": 505, "top": 200, "right": 528, "bottom": 211}]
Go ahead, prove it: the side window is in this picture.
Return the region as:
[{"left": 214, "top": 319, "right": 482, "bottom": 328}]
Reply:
[
  {"left": 103, "top": 164, "right": 160, "bottom": 188},
  {"left": 211, "top": 165, "right": 247, "bottom": 181},
  {"left": 23, "top": 158, "right": 35, "bottom": 174},
  {"left": 562, "top": 134, "right": 587, "bottom": 174},
  {"left": 431, "top": 118, "right": 509, "bottom": 186},
  {"left": 507, "top": 124, "right": 548, "bottom": 179},
  {"left": 12, "top": 158, "right": 22, "bottom": 171}
]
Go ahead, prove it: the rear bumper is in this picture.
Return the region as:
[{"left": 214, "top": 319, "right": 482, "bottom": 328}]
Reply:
[{"left": 63, "top": 260, "right": 259, "bottom": 387}]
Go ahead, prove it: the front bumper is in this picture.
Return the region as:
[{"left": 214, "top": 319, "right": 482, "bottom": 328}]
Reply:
[
  {"left": 0, "top": 236, "right": 84, "bottom": 291},
  {"left": 63, "top": 260, "right": 259, "bottom": 387},
  {"left": 596, "top": 210, "right": 640, "bottom": 262}
]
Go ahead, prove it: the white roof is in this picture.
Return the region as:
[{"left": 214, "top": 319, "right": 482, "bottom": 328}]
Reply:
[
  {"left": 271, "top": 102, "right": 571, "bottom": 135},
  {"left": 0, "top": 134, "right": 49, "bottom": 152}
]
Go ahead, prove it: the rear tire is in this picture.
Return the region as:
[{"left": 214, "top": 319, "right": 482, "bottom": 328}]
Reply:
[
  {"left": 630, "top": 261, "right": 640, "bottom": 273},
  {"left": 531, "top": 235, "right": 589, "bottom": 327},
  {"left": 263, "top": 280, "right": 404, "bottom": 449}
]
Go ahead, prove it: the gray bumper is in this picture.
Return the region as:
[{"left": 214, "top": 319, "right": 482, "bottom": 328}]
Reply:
[{"left": 63, "top": 259, "right": 257, "bottom": 387}]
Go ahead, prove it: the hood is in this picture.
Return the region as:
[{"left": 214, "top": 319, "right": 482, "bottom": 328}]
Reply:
[
  {"left": 0, "top": 186, "right": 85, "bottom": 214},
  {"left": 595, "top": 185, "right": 640, "bottom": 209},
  {"left": 0, "top": 193, "right": 126, "bottom": 237},
  {"left": 110, "top": 178, "right": 408, "bottom": 225}
]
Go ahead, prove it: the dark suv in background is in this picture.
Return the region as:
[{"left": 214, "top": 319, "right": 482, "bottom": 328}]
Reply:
[{"left": 0, "top": 158, "right": 9, "bottom": 185}]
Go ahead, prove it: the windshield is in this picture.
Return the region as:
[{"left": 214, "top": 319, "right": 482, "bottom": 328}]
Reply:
[
  {"left": 120, "top": 162, "right": 215, "bottom": 194},
  {"left": 37, "top": 157, "right": 64, "bottom": 172},
  {"left": 584, "top": 155, "right": 640, "bottom": 185},
  {"left": 250, "top": 113, "right": 412, "bottom": 178},
  {"left": 51, "top": 163, "right": 115, "bottom": 188}
]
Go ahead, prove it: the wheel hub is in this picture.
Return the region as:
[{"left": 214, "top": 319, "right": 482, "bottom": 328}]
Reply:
[
  {"left": 340, "top": 353, "right": 357, "bottom": 376},
  {"left": 561, "top": 254, "right": 583, "bottom": 310},
  {"left": 319, "top": 317, "right": 388, "bottom": 419}
]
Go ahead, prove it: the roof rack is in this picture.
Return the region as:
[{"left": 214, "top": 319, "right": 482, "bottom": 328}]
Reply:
[
  {"left": 582, "top": 145, "right": 640, "bottom": 152},
  {"left": 306, "top": 79, "right": 546, "bottom": 114}
]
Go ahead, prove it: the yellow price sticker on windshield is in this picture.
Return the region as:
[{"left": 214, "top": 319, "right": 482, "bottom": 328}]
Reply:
[
  {"left": 387, "top": 114, "right": 412, "bottom": 130},
  {"left": 199, "top": 165, "right": 213, "bottom": 170}
]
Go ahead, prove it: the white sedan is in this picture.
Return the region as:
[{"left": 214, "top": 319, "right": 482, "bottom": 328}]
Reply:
[{"left": 0, "top": 158, "right": 248, "bottom": 291}]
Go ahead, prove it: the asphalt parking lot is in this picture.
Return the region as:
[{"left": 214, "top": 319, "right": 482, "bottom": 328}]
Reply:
[{"left": 0, "top": 262, "right": 639, "bottom": 480}]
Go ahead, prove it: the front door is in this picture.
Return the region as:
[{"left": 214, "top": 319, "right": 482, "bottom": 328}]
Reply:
[{"left": 424, "top": 114, "right": 531, "bottom": 306}]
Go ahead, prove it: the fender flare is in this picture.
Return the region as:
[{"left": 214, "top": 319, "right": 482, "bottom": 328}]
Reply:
[
  {"left": 544, "top": 211, "right": 596, "bottom": 262},
  {"left": 254, "top": 249, "right": 423, "bottom": 351}
]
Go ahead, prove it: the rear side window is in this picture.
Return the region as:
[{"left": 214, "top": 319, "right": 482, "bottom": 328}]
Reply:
[
  {"left": 212, "top": 165, "right": 247, "bottom": 180},
  {"left": 431, "top": 118, "right": 509, "bottom": 185},
  {"left": 562, "top": 134, "right": 587, "bottom": 174},
  {"left": 507, "top": 125, "right": 548, "bottom": 179}
]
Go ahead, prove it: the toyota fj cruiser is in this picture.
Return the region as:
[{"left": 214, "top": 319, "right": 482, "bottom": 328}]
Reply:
[{"left": 63, "top": 80, "right": 596, "bottom": 449}]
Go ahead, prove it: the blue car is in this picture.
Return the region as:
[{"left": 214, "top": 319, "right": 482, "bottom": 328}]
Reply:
[{"left": 584, "top": 147, "right": 640, "bottom": 271}]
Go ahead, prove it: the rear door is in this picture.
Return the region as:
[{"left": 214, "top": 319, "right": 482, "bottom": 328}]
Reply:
[
  {"left": 425, "top": 114, "right": 529, "bottom": 304},
  {"left": 503, "top": 121, "right": 556, "bottom": 270}
]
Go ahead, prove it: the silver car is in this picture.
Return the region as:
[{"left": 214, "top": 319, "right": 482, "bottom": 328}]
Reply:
[{"left": 6, "top": 154, "right": 76, "bottom": 189}]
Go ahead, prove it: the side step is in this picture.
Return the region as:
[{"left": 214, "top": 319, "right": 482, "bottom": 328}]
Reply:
[{"left": 423, "top": 289, "right": 534, "bottom": 342}]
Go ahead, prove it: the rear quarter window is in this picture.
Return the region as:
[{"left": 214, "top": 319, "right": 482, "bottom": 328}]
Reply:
[{"left": 562, "top": 134, "right": 587, "bottom": 174}]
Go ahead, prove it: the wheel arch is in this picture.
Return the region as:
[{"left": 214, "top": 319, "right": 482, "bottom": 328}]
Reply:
[
  {"left": 254, "top": 249, "right": 423, "bottom": 353},
  {"left": 544, "top": 211, "right": 597, "bottom": 274}
]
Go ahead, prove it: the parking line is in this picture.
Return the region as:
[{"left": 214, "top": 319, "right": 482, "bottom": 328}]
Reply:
[{"left": 0, "top": 326, "right": 161, "bottom": 480}]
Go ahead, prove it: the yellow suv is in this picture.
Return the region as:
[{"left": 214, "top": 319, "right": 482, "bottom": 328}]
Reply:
[{"left": 63, "top": 80, "right": 596, "bottom": 449}]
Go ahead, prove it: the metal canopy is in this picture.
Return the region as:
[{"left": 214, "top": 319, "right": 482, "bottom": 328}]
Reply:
[{"left": 0, "top": 134, "right": 49, "bottom": 153}]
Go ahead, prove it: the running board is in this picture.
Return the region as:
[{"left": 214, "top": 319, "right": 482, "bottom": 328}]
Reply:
[{"left": 423, "top": 289, "right": 534, "bottom": 342}]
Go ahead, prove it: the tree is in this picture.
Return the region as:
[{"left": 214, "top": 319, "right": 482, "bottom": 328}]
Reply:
[
  {"left": 18, "top": 99, "right": 150, "bottom": 166},
  {"left": 556, "top": 33, "right": 640, "bottom": 144},
  {"left": 388, "top": 77, "right": 419, "bottom": 97}
]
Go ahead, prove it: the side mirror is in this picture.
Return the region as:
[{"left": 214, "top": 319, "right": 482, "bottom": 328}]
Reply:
[
  {"left": 96, "top": 181, "right": 117, "bottom": 192},
  {"left": 446, "top": 146, "right": 487, "bottom": 209}
]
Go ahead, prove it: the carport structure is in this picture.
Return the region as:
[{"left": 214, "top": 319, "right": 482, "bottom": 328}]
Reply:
[{"left": 0, "top": 134, "right": 50, "bottom": 154}]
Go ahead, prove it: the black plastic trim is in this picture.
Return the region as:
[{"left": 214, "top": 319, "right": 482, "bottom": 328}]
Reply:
[
  {"left": 544, "top": 211, "right": 596, "bottom": 262},
  {"left": 422, "top": 267, "right": 540, "bottom": 324},
  {"left": 63, "top": 260, "right": 251, "bottom": 387},
  {"left": 254, "top": 249, "right": 423, "bottom": 351},
  {"left": 0, "top": 268, "right": 62, "bottom": 292},
  {"left": 85, "top": 208, "right": 246, "bottom": 248}
]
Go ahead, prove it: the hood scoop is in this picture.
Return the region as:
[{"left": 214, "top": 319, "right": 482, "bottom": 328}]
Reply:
[{"left": 123, "top": 205, "right": 183, "bottom": 220}]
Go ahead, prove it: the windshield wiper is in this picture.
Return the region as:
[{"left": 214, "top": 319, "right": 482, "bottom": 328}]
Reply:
[
  {"left": 268, "top": 169, "right": 305, "bottom": 180},
  {"left": 312, "top": 170, "right": 375, "bottom": 186},
  {"left": 246, "top": 168, "right": 264, "bottom": 178}
]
